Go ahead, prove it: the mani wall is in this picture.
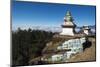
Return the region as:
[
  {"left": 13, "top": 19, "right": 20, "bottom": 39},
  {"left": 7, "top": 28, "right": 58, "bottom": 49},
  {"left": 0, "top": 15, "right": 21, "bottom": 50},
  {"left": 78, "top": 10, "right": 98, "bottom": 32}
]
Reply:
[{"left": 51, "top": 37, "right": 86, "bottom": 62}]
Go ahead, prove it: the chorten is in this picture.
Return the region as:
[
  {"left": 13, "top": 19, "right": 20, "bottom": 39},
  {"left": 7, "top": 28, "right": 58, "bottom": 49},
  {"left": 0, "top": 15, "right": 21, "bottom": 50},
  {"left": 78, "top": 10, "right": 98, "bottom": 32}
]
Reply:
[
  {"left": 82, "top": 25, "right": 91, "bottom": 35},
  {"left": 60, "top": 11, "right": 76, "bottom": 36}
]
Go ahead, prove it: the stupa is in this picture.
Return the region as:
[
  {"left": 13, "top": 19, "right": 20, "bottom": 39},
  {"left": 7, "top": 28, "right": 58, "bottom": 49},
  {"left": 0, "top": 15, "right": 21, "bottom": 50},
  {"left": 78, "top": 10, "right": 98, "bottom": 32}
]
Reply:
[
  {"left": 60, "top": 11, "right": 76, "bottom": 36},
  {"left": 82, "top": 25, "right": 91, "bottom": 35}
]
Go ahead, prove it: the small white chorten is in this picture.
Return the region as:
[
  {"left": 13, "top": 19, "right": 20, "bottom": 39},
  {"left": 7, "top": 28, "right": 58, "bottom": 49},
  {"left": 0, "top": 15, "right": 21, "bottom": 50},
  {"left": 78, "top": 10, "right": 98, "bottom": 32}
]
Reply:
[
  {"left": 82, "top": 25, "right": 91, "bottom": 35},
  {"left": 60, "top": 11, "right": 76, "bottom": 36}
]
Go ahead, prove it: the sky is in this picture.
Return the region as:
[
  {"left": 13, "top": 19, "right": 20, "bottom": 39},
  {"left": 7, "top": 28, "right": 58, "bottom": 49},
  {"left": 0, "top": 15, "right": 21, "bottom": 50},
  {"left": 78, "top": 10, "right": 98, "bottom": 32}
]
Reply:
[{"left": 12, "top": 1, "right": 96, "bottom": 30}]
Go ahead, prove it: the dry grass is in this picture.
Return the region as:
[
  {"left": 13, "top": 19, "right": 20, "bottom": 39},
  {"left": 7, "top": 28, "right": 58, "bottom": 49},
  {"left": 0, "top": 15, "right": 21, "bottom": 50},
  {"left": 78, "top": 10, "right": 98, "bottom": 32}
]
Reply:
[
  {"left": 30, "top": 37, "right": 96, "bottom": 64},
  {"left": 68, "top": 37, "right": 96, "bottom": 62}
]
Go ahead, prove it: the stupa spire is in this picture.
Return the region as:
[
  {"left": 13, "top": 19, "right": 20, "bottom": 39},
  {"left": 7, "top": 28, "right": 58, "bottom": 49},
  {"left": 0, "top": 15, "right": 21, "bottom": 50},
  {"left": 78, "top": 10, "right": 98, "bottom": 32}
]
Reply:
[
  {"left": 64, "top": 11, "right": 74, "bottom": 22},
  {"left": 66, "top": 11, "right": 71, "bottom": 16}
]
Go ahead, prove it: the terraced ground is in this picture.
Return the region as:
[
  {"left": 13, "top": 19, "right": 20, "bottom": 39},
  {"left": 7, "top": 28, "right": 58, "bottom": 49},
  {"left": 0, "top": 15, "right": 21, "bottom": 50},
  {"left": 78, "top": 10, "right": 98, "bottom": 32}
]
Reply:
[
  {"left": 29, "top": 36, "right": 96, "bottom": 64},
  {"left": 68, "top": 37, "right": 96, "bottom": 62}
]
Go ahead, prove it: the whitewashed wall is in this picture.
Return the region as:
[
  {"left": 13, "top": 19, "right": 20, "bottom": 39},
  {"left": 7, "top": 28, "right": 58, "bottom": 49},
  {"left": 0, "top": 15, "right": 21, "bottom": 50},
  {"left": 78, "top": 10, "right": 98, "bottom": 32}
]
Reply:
[
  {"left": 83, "top": 30, "right": 89, "bottom": 35},
  {"left": 52, "top": 54, "right": 63, "bottom": 62},
  {"left": 60, "top": 28, "right": 74, "bottom": 36},
  {"left": 52, "top": 37, "right": 86, "bottom": 62}
]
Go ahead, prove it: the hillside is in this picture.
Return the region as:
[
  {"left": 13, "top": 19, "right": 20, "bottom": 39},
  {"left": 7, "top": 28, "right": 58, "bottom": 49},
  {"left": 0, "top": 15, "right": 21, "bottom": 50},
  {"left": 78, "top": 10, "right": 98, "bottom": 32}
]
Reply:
[
  {"left": 68, "top": 37, "right": 96, "bottom": 62},
  {"left": 29, "top": 36, "right": 96, "bottom": 65}
]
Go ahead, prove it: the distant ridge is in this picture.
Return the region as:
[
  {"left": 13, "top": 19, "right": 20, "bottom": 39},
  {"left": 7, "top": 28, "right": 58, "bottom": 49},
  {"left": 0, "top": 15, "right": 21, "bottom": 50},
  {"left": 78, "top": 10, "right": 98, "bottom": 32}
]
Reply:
[{"left": 12, "top": 25, "right": 95, "bottom": 33}]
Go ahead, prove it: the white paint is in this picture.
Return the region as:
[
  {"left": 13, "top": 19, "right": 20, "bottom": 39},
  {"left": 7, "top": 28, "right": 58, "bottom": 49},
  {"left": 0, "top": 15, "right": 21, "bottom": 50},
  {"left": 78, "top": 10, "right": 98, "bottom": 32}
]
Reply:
[
  {"left": 83, "top": 29, "right": 89, "bottom": 35},
  {"left": 64, "top": 21, "right": 74, "bottom": 26},
  {"left": 60, "top": 28, "right": 74, "bottom": 36},
  {"left": 52, "top": 54, "right": 63, "bottom": 62},
  {"left": 56, "top": 37, "right": 85, "bottom": 60},
  {"left": 57, "top": 37, "right": 85, "bottom": 51}
]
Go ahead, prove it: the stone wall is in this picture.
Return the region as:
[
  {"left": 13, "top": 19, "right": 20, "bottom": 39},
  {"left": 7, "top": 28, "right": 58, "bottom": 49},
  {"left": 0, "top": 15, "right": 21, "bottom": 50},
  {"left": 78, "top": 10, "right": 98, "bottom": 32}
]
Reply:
[{"left": 51, "top": 37, "right": 86, "bottom": 62}]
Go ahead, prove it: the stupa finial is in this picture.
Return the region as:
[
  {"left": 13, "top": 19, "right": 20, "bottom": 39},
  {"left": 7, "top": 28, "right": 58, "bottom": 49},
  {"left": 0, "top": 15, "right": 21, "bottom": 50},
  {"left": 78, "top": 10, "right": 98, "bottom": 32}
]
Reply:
[
  {"left": 66, "top": 11, "right": 71, "bottom": 16},
  {"left": 64, "top": 11, "right": 73, "bottom": 22}
]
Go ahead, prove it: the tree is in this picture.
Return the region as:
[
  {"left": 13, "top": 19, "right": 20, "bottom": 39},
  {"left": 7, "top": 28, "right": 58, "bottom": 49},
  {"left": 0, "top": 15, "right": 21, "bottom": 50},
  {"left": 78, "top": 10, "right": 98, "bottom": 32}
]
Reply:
[{"left": 12, "top": 28, "right": 54, "bottom": 66}]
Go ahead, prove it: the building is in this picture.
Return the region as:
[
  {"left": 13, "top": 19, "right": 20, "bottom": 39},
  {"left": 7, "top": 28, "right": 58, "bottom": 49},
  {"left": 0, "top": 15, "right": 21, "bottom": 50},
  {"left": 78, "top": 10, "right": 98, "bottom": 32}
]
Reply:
[
  {"left": 82, "top": 25, "right": 91, "bottom": 35},
  {"left": 60, "top": 11, "right": 76, "bottom": 36}
]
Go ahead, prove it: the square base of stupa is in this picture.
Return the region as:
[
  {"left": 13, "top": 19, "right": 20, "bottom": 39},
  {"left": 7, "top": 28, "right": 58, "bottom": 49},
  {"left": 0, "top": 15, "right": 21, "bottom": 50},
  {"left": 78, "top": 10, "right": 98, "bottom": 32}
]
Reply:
[{"left": 60, "top": 28, "right": 74, "bottom": 36}]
